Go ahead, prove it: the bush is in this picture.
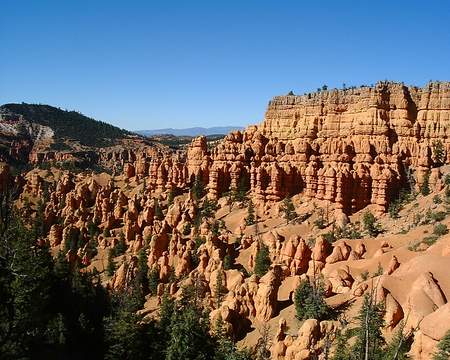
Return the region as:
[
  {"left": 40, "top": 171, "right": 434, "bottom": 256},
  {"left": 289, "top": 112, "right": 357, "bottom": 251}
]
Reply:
[
  {"left": 433, "top": 223, "right": 449, "bottom": 236},
  {"left": 294, "top": 279, "right": 331, "bottom": 321},
  {"left": 362, "top": 211, "right": 383, "bottom": 237},
  {"left": 323, "top": 231, "right": 336, "bottom": 244},
  {"left": 182, "top": 222, "right": 192, "bottom": 236},
  {"left": 434, "top": 329, "right": 450, "bottom": 360},
  {"left": 433, "top": 195, "right": 443, "bottom": 204},
  {"left": 201, "top": 198, "right": 218, "bottom": 219},
  {"left": 223, "top": 254, "right": 233, "bottom": 270}
]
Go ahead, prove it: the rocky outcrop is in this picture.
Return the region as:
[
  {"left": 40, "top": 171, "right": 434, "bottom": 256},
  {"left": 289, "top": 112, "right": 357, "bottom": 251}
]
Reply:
[{"left": 123, "top": 81, "right": 450, "bottom": 215}]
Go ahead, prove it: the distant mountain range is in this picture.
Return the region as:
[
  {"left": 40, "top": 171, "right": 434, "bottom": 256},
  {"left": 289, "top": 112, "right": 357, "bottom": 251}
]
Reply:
[{"left": 136, "top": 126, "right": 244, "bottom": 137}]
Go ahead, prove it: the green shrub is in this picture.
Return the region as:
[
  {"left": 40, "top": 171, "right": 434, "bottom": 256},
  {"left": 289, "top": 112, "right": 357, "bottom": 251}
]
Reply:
[
  {"left": 432, "top": 211, "right": 447, "bottom": 222},
  {"left": 434, "top": 329, "right": 450, "bottom": 360},
  {"left": 432, "top": 140, "right": 446, "bottom": 167},
  {"left": 294, "top": 279, "right": 331, "bottom": 321},
  {"left": 314, "top": 208, "right": 327, "bottom": 229},
  {"left": 182, "top": 223, "right": 191, "bottom": 236},
  {"left": 433, "top": 195, "right": 443, "bottom": 204},
  {"left": 323, "top": 231, "right": 336, "bottom": 244},
  {"left": 433, "top": 223, "right": 449, "bottom": 236},
  {"left": 362, "top": 211, "right": 383, "bottom": 237},
  {"left": 201, "top": 198, "right": 218, "bottom": 219},
  {"left": 223, "top": 254, "right": 233, "bottom": 270},
  {"left": 423, "top": 235, "right": 439, "bottom": 246}
]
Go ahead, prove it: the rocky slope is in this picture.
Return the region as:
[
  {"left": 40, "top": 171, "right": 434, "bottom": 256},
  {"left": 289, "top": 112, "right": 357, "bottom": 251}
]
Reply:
[
  {"left": 8, "top": 81, "right": 450, "bottom": 359},
  {"left": 0, "top": 103, "right": 166, "bottom": 170}
]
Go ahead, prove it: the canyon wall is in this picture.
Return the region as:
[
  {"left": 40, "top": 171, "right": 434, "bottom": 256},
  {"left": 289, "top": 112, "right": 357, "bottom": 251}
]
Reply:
[{"left": 125, "top": 81, "right": 450, "bottom": 215}]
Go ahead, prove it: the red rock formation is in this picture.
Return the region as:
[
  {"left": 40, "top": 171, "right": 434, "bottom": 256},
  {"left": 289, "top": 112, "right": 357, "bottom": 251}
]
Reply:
[{"left": 123, "top": 82, "right": 450, "bottom": 215}]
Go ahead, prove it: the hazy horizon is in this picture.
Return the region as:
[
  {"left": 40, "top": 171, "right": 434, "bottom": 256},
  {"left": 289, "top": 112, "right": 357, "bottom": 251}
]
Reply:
[{"left": 1, "top": 0, "right": 449, "bottom": 131}]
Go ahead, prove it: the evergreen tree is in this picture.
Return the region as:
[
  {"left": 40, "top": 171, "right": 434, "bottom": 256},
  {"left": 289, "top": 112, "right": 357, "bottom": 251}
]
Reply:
[
  {"left": 223, "top": 254, "right": 233, "bottom": 270},
  {"left": 254, "top": 243, "right": 271, "bottom": 277},
  {"left": 165, "top": 299, "right": 215, "bottom": 360},
  {"left": 331, "top": 328, "right": 351, "bottom": 360},
  {"left": 32, "top": 199, "right": 47, "bottom": 239},
  {"left": 294, "top": 278, "right": 331, "bottom": 321},
  {"left": 362, "top": 211, "right": 383, "bottom": 237},
  {"left": 106, "top": 249, "right": 116, "bottom": 276},
  {"left": 385, "top": 320, "right": 411, "bottom": 360},
  {"left": 255, "top": 324, "right": 271, "bottom": 360},
  {"left": 167, "top": 189, "right": 175, "bottom": 206},
  {"left": 148, "top": 267, "right": 160, "bottom": 296},
  {"left": 433, "top": 329, "right": 450, "bottom": 360},
  {"left": 201, "top": 198, "right": 218, "bottom": 219},
  {"left": 154, "top": 198, "right": 164, "bottom": 220},
  {"left": 351, "top": 291, "right": 385, "bottom": 360},
  {"left": 114, "top": 232, "right": 127, "bottom": 256},
  {"left": 215, "top": 270, "right": 226, "bottom": 308},
  {"left": 421, "top": 171, "right": 431, "bottom": 196},
  {"left": 136, "top": 248, "right": 149, "bottom": 295},
  {"left": 280, "top": 197, "right": 296, "bottom": 224},
  {"left": 245, "top": 200, "right": 256, "bottom": 226},
  {"left": 191, "top": 174, "right": 205, "bottom": 201},
  {"left": 213, "top": 317, "right": 252, "bottom": 360},
  {"left": 432, "top": 140, "right": 446, "bottom": 167},
  {"left": 104, "top": 283, "right": 159, "bottom": 360}
]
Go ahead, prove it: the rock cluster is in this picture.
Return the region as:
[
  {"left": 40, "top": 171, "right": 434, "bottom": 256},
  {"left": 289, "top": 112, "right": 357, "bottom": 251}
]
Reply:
[{"left": 124, "top": 81, "right": 450, "bottom": 215}]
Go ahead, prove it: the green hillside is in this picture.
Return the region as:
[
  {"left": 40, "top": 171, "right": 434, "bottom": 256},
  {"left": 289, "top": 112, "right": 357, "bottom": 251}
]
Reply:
[{"left": 0, "top": 103, "right": 130, "bottom": 147}]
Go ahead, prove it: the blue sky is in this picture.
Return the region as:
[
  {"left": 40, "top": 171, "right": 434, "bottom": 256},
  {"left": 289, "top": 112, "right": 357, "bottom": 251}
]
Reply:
[{"left": 1, "top": 0, "right": 449, "bottom": 130}]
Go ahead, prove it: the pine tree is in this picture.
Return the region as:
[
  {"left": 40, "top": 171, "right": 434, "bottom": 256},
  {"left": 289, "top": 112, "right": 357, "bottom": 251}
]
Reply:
[
  {"left": 331, "top": 328, "right": 351, "bottom": 360},
  {"left": 362, "top": 211, "right": 383, "bottom": 237},
  {"left": 255, "top": 324, "right": 271, "bottom": 360},
  {"left": 213, "top": 316, "right": 252, "bottom": 360},
  {"left": 154, "top": 198, "right": 164, "bottom": 220},
  {"left": 191, "top": 174, "right": 205, "bottom": 201},
  {"left": 114, "top": 232, "right": 127, "bottom": 255},
  {"left": 294, "top": 278, "right": 331, "bottom": 321},
  {"left": 215, "top": 270, "right": 225, "bottom": 308},
  {"left": 254, "top": 243, "right": 271, "bottom": 277},
  {"left": 434, "top": 330, "right": 450, "bottom": 360},
  {"left": 245, "top": 200, "right": 256, "bottom": 226},
  {"left": 165, "top": 301, "right": 215, "bottom": 360},
  {"left": 421, "top": 171, "right": 431, "bottom": 196},
  {"left": 280, "top": 197, "right": 296, "bottom": 224},
  {"left": 148, "top": 267, "right": 159, "bottom": 296},
  {"left": 432, "top": 140, "right": 445, "bottom": 167},
  {"left": 136, "top": 248, "right": 149, "bottom": 294},
  {"left": 351, "top": 291, "right": 385, "bottom": 360},
  {"left": 385, "top": 320, "right": 410, "bottom": 360},
  {"left": 106, "top": 249, "right": 116, "bottom": 276}
]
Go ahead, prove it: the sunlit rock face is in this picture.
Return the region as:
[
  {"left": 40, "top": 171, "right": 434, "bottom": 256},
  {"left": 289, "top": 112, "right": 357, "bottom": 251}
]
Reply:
[{"left": 123, "top": 81, "right": 450, "bottom": 215}]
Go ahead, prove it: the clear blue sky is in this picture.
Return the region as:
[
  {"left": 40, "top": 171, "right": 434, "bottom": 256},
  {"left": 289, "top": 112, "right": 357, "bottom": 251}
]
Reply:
[{"left": 1, "top": 0, "right": 449, "bottom": 131}]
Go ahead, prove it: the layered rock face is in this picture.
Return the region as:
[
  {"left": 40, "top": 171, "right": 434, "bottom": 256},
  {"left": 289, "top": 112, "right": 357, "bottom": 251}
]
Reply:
[{"left": 125, "top": 81, "right": 450, "bottom": 215}]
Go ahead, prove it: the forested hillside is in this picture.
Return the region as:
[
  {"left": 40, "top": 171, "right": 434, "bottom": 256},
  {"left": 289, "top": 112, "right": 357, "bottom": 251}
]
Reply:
[{"left": 0, "top": 103, "right": 129, "bottom": 147}]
